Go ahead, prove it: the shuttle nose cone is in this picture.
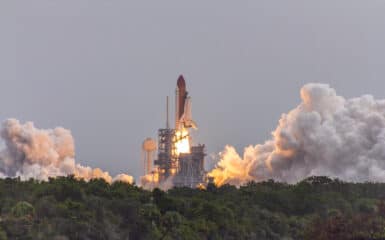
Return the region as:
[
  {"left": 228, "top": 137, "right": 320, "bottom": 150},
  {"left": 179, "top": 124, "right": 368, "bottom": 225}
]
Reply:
[{"left": 177, "top": 75, "right": 186, "bottom": 89}]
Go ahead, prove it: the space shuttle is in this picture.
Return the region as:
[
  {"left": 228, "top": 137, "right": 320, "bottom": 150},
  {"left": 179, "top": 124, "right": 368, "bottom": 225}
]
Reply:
[{"left": 175, "top": 75, "right": 197, "bottom": 130}]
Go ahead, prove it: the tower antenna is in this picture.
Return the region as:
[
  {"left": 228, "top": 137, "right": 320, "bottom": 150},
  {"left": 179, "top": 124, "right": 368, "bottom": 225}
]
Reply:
[{"left": 166, "top": 96, "right": 170, "bottom": 129}]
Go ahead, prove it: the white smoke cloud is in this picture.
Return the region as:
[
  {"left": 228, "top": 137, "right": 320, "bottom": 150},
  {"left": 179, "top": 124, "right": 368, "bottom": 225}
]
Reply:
[
  {"left": 210, "top": 83, "right": 385, "bottom": 186},
  {"left": 113, "top": 174, "right": 134, "bottom": 184},
  {"left": 140, "top": 172, "right": 175, "bottom": 191},
  {"left": 0, "top": 119, "right": 134, "bottom": 184}
]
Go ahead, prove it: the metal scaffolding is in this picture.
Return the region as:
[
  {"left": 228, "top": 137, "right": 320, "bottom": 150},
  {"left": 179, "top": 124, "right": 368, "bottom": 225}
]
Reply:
[{"left": 149, "top": 75, "right": 207, "bottom": 188}]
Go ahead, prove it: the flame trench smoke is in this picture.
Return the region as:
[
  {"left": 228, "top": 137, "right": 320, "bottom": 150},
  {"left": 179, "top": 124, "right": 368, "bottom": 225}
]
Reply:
[
  {"left": 0, "top": 119, "right": 133, "bottom": 183},
  {"left": 210, "top": 83, "right": 385, "bottom": 186}
]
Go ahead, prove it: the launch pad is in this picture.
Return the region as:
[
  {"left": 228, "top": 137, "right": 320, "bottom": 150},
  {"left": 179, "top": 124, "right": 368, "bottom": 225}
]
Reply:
[{"left": 142, "top": 75, "right": 206, "bottom": 188}]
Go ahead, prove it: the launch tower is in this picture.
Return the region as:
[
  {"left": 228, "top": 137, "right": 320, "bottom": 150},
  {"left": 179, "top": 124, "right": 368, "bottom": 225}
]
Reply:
[{"left": 149, "top": 75, "right": 206, "bottom": 188}]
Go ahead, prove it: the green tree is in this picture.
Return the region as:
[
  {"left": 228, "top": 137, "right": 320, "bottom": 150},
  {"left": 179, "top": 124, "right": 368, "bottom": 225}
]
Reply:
[{"left": 11, "top": 201, "right": 35, "bottom": 218}]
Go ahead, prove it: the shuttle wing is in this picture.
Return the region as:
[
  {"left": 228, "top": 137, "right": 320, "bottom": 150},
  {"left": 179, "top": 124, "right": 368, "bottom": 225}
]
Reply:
[{"left": 180, "top": 97, "right": 198, "bottom": 129}]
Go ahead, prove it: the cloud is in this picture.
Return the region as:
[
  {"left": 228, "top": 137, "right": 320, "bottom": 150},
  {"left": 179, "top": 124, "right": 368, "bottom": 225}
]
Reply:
[
  {"left": 0, "top": 119, "right": 134, "bottom": 184},
  {"left": 210, "top": 83, "right": 385, "bottom": 186}
]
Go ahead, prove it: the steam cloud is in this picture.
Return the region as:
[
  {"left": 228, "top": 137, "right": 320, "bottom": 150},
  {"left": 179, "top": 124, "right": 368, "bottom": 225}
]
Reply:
[
  {"left": 210, "top": 83, "right": 385, "bottom": 186},
  {"left": 0, "top": 119, "right": 134, "bottom": 184}
]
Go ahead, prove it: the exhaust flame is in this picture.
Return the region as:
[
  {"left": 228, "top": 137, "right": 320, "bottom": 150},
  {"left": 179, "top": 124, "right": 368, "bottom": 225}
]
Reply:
[
  {"left": 210, "top": 83, "right": 385, "bottom": 186},
  {"left": 141, "top": 128, "right": 192, "bottom": 190},
  {"left": 0, "top": 119, "right": 134, "bottom": 184},
  {"left": 175, "top": 128, "right": 190, "bottom": 155}
]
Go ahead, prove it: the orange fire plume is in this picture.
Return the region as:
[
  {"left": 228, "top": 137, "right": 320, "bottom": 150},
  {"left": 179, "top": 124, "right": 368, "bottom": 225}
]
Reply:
[{"left": 174, "top": 128, "right": 191, "bottom": 155}]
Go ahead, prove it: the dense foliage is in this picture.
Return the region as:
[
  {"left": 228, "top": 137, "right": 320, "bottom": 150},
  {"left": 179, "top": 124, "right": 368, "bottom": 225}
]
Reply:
[{"left": 0, "top": 176, "right": 385, "bottom": 239}]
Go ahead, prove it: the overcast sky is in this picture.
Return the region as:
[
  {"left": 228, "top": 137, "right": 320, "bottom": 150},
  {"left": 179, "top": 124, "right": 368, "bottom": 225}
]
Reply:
[{"left": 1, "top": 1, "right": 385, "bottom": 180}]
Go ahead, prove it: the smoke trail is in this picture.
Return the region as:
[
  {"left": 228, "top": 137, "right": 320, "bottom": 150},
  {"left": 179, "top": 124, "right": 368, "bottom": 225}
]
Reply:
[
  {"left": 0, "top": 119, "right": 134, "bottom": 184},
  {"left": 209, "top": 83, "right": 385, "bottom": 186}
]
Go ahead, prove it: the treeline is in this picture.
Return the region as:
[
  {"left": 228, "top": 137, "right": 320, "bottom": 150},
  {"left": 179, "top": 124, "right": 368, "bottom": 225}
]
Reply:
[{"left": 0, "top": 176, "right": 385, "bottom": 239}]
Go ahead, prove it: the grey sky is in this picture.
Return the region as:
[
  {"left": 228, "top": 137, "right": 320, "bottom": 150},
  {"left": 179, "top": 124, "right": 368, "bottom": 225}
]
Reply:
[{"left": 1, "top": 1, "right": 385, "bottom": 181}]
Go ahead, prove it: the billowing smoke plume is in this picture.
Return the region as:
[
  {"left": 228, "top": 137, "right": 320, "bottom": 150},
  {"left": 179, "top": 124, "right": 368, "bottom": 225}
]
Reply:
[
  {"left": 0, "top": 119, "right": 134, "bottom": 184},
  {"left": 140, "top": 173, "right": 175, "bottom": 191},
  {"left": 210, "top": 83, "right": 385, "bottom": 186}
]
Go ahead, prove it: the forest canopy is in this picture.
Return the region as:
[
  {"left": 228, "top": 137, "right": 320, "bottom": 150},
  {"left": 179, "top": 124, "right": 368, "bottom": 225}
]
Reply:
[{"left": 0, "top": 176, "right": 384, "bottom": 240}]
